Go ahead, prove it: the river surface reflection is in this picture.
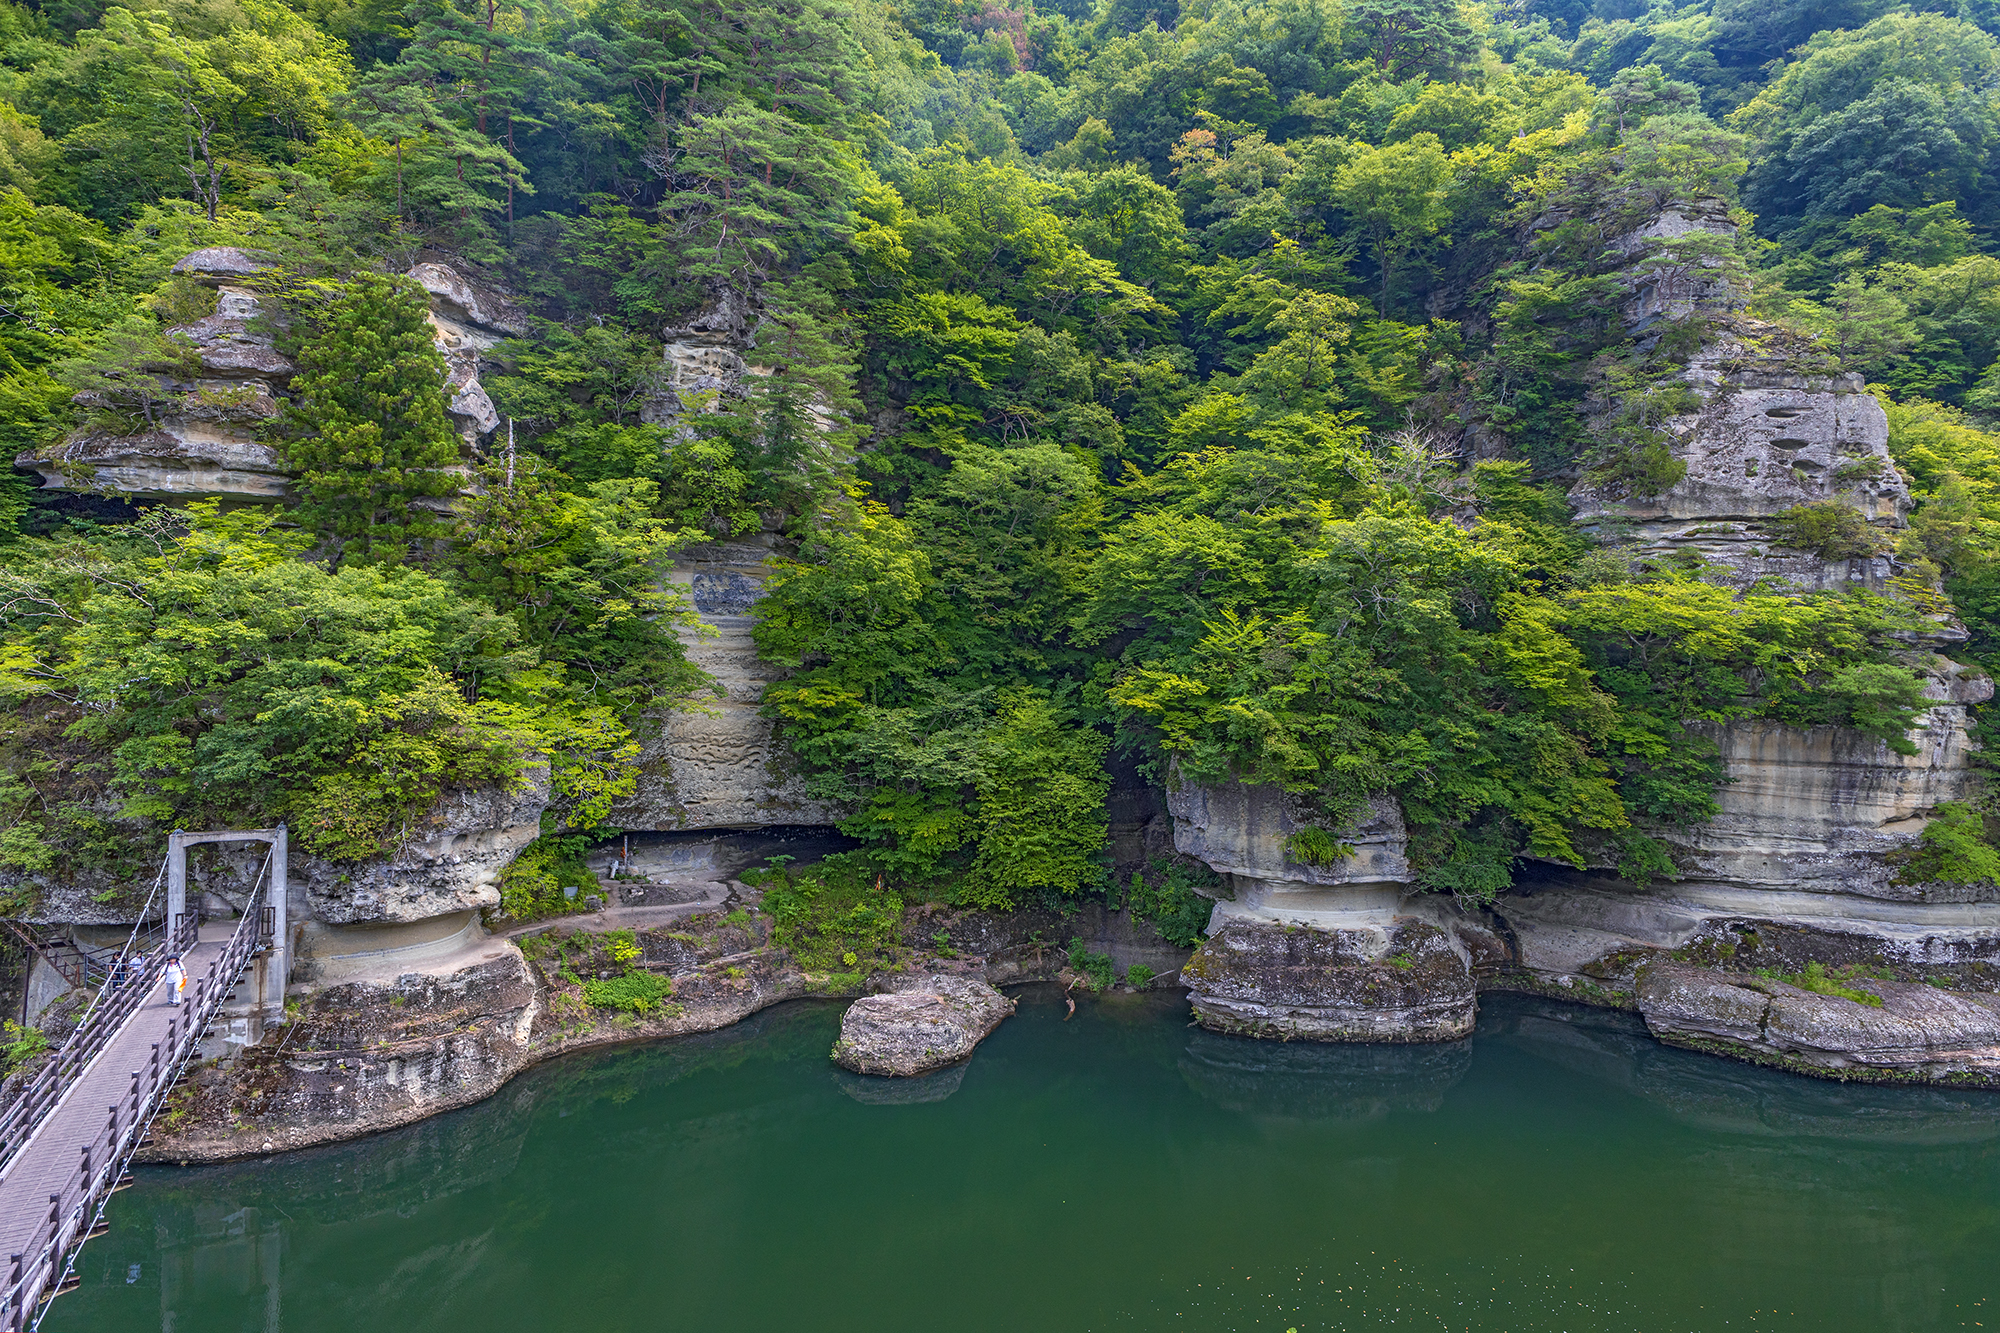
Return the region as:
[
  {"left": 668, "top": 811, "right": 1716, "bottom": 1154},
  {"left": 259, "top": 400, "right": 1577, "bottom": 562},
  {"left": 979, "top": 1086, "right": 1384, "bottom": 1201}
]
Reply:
[{"left": 51, "top": 989, "right": 2000, "bottom": 1332}]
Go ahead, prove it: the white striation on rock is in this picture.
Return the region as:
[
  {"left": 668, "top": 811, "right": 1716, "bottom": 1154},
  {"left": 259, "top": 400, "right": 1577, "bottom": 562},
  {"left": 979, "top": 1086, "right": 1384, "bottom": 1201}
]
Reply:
[
  {"left": 1182, "top": 916, "right": 1476, "bottom": 1043},
  {"left": 1666, "top": 708, "right": 1987, "bottom": 897},
  {"left": 1165, "top": 772, "right": 1479, "bottom": 1042},
  {"left": 25, "top": 428, "right": 291, "bottom": 501},
  {"left": 1571, "top": 356, "right": 1912, "bottom": 592},
  {"left": 408, "top": 261, "right": 530, "bottom": 339},
  {"left": 1637, "top": 961, "right": 2000, "bottom": 1084},
  {"left": 407, "top": 261, "right": 523, "bottom": 447},
  {"left": 2, "top": 770, "right": 548, "bottom": 928},
  {"left": 170, "top": 246, "right": 274, "bottom": 283},
  {"left": 19, "top": 254, "right": 528, "bottom": 500},
  {"left": 293, "top": 771, "right": 550, "bottom": 924},
  {"left": 20, "top": 281, "right": 295, "bottom": 499}
]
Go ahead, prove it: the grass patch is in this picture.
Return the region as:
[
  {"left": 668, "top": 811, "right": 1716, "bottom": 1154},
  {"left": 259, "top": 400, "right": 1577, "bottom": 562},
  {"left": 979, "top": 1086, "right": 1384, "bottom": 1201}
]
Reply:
[
  {"left": 1756, "top": 960, "right": 1885, "bottom": 1007},
  {"left": 582, "top": 971, "right": 673, "bottom": 1014},
  {"left": 1284, "top": 826, "right": 1355, "bottom": 867},
  {"left": 744, "top": 856, "right": 903, "bottom": 973},
  {"left": 1066, "top": 938, "right": 1115, "bottom": 992}
]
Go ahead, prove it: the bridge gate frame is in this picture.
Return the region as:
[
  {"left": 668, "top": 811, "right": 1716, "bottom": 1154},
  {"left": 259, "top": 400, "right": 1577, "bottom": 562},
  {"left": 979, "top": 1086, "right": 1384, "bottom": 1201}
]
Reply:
[{"left": 165, "top": 825, "right": 288, "bottom": 1018}]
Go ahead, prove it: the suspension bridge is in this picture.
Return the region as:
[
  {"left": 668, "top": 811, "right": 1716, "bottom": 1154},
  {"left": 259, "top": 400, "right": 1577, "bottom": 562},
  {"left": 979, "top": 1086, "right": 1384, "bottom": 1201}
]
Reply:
[{"left": 0, "top": 827, "right": 292, "bottom": 1331}]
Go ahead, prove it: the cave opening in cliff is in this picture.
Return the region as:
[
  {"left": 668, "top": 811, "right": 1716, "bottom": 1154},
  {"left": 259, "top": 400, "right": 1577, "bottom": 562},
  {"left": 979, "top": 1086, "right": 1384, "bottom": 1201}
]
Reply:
[{"left": 585, "top": 825, "right": 857, "bottom": 884}]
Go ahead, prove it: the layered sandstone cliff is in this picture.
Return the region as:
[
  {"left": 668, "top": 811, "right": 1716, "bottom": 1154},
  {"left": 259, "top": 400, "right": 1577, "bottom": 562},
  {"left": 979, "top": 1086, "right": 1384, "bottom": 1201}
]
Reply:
[
  {"left": 4, "top": 768, "right": 550, "bottom": 929},
  {"left": 609, "top": 535, "right": 846, "bottom": 833},
  {"left": 17, "top": 249, "right": 518, "bottom": 502},
  {"left": 1168, "top": 202, "right": 2000, "bottom": 1078}
]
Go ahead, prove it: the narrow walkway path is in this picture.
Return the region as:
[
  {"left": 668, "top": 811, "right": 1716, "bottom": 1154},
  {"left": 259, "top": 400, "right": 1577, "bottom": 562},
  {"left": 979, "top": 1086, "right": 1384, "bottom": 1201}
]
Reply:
[
  {"left": 0, "top": 925, "right": 227, "bottom": 1263},
  {"left": 496, "top": 878, "right": 739, "bottom": 940}
]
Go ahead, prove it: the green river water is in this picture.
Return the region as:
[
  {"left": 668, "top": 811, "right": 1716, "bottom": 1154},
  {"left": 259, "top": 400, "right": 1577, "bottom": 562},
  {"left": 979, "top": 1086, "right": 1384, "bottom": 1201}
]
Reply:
[{"left": 46, "top": 989, "right": 2000, "bottom": 1332}]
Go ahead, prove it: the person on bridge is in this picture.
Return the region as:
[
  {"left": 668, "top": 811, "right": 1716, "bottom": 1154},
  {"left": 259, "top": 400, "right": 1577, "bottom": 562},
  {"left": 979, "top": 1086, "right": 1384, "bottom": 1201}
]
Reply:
[{"left": 163, "top": 954, "right": 187, "bottom": 1008}]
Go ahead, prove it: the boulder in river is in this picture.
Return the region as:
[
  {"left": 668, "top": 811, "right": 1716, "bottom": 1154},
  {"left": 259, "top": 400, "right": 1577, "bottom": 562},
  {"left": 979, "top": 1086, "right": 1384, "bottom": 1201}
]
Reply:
[{"left": 831, "top": 975, "right": 1016, "bottom": 1077}]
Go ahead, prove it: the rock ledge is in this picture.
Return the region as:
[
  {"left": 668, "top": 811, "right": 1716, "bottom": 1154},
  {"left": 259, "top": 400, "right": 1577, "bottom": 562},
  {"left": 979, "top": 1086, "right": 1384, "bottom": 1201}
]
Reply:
[{"left": 1637, "top": 960, "right": 2000, "bottom": 1084}]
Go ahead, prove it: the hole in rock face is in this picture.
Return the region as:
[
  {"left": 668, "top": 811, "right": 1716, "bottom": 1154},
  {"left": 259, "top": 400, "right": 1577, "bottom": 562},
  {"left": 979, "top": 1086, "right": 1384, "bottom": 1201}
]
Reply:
[
  {"left": 593, "top": 825, "right": 855, "bottom": 880},
  {"left": 1765, "top": 406, "right": 1806, "bottom": 418},
  {"left": 1791, "top": 458, "right": 1824, "bottom": 471},
  {"left": 1769, "top": 437, "right": 1812, "bottom": 450},
  {"left": 1744, "top": 458, "right": 1760, "bottom": 476}
]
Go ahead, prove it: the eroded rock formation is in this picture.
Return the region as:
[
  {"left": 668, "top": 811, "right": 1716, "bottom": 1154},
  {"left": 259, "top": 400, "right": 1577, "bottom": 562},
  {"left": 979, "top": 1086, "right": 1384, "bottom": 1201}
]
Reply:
[
  {"left": 23, "top": 252, "right": 293, "bottom": 500},
  {"left": 6, "top": 770, "right": 550, "bottom": 929},
  {"left": 1498, "top": 210, "right": 2000, "bottom": 1048},
  {"left": 611, "top": 535, "right": 846, "bottom": 831},
  {"left": 1182, "top": 917, "right": 1475, "bottom": 1042},
  {"left": 1638, "top": 961, "right": 2000, "bottom": 1084},
  {"left": 1168, "top": 774, "right": 1478, "bottom": 1042},
  {"left": 1165, "top": 201, "right": 2000, "bottom": 1080},
  {"left": 1165, "top": 778, "right": 1409, "bottom": 920},
  {"left": 1570, "top": 356, "right": 1911, "bottom": 592},
  {"left": 18, "top": 251, "right": 519, "bottom": 502},
  {"left": 409, "top": 259, "right": 523, "bottom": 445},
  {"left": 141, "top": 894, "right": 1189, "bottom": 1160}
]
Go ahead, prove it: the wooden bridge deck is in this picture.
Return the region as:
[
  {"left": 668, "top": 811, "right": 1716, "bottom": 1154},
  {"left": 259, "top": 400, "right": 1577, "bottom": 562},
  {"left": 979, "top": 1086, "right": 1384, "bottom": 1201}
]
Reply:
[{"left": 0, "top": 925, "right": 228, "bottom": 1271}]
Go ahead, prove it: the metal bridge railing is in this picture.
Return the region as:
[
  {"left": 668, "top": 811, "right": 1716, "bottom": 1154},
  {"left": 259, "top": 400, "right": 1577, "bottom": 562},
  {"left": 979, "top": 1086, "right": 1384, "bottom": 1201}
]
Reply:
[
  {"left": 0, "top": 881, "right": 266, "bottom": 1331},
  {"left": 0, "top": 856, "right": 179, "bottom": 1177},
  {"left": 0, "top": 913, "right": 196, "bottom": 1177}
]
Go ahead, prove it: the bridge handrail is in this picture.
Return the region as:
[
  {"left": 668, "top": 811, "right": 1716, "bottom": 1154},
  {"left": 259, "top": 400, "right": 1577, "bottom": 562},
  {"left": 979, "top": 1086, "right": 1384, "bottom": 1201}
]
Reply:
[
  {"left": 0, "top": 917, "right": 193, "bottom": 1177},
  {"left": 0, "top": 889, "right": 263, "bottom": 1331},
  {"left": 0, "top": 855, "right": 181, "bottom": 1174}
]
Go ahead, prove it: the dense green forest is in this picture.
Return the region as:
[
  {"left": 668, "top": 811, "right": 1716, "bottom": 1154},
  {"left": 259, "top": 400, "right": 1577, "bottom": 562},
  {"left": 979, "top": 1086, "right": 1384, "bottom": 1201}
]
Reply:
[{"left": 3, "top": 0, "right": 2000, "bottom": 923}]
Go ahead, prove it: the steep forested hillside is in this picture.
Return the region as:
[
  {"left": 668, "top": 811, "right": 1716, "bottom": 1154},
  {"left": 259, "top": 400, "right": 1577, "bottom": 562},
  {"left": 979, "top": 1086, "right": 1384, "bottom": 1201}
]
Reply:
[{"left": 3, "top": 0, "right": 2000, "bottom": 917}]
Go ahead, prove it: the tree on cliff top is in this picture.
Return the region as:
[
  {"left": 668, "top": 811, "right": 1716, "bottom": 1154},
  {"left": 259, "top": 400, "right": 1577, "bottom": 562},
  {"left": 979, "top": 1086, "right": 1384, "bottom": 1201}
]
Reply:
[{"left": 285, "top": 273, "right": 460, "bottom": 565}]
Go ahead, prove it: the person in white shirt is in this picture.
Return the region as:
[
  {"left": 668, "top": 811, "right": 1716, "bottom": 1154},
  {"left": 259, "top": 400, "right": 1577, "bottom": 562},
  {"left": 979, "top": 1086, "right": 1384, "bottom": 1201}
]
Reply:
[{"left": 163, "top": 955, "right": 187, "bottom": 1008}]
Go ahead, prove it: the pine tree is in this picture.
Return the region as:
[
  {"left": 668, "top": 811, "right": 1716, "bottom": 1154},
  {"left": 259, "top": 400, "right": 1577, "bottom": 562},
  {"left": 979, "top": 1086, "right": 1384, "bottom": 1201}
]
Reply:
[
  {"left": 349, "top": 0, "right": 549, "bottom": 246},
  {"left": 615, "top": 0, "right": 865, "bottom": 296},
  {"left": 286, "top": 273, "right": 461, "bottom": 564}
]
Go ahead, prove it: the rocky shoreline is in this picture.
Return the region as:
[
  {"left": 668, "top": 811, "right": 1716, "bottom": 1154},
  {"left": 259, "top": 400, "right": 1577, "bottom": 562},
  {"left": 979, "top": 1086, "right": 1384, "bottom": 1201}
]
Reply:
[
  {"left": 134, "top": 880, "right": 2000, "bottom": 1167},
  {"left": 136, "top": 892, "right": 1196, "bottom": 1163},
  {"left": 22, "top": 208, "right": 2000, "bottom": 1168}
]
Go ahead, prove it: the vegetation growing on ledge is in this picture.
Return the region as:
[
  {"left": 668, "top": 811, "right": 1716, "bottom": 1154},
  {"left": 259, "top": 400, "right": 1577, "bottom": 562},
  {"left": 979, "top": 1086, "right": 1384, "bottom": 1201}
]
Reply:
[
  {"left": 1893, "top": 801, "right": 2000, "bottom": 886},
  {"left": 1286, "top": 827, "right": 1356, "bottom": 868},
  {"left": 746, "top": 861, "right": 907, "bottom": 974},
  {"left": 0, "top": 0, "right": 1998, "bottom": 909},
  {"left": 1753, "top": 961, "right": 1888, "bottom": 1008}
]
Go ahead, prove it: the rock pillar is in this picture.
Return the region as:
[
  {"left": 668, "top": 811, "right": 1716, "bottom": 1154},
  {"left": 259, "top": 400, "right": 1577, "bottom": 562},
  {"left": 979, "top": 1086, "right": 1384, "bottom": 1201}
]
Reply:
[{"left": 1166, "top": 774, "right": 1475, "bottom": 1042}]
